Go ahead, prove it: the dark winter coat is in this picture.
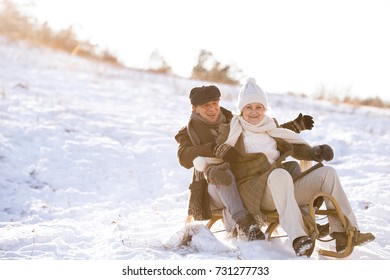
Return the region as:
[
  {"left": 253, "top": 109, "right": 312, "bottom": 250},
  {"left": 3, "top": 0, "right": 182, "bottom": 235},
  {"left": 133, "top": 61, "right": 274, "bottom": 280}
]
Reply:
[{"left": 216, "top": 123, "right": 314, "bottom": 215}]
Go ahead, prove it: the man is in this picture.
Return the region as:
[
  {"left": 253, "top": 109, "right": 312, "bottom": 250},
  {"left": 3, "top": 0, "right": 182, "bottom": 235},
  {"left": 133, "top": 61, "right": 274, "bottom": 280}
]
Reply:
[{"left": 174, "top": 85, "right": 314, "bottom": 241}]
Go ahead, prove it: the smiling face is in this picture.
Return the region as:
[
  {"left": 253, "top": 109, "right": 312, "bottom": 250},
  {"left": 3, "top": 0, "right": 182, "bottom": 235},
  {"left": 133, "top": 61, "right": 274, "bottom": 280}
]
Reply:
[
  {"left": 242, "top": 102, "right": 266, "bottom": 125},
  {"left": 193, "top": 100, "right": 221, "bottom": 123}
]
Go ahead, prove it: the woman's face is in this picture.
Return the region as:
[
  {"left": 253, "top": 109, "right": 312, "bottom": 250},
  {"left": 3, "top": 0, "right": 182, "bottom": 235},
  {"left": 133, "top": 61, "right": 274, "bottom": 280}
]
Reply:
[
  {"left": 193, "top": 100, "right": 221, "bottom": 123},
  {"left": 242, "top": 102, "right": 266, "bottom": 125}
]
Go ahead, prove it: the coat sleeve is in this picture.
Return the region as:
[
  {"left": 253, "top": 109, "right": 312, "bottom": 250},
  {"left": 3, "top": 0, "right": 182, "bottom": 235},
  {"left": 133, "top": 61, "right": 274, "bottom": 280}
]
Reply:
[
  {"left": 271, "top": 119, "right": 315, "bottom": 160},
  {"left": 279, "top": 120, "right": 300, "bottom": 133},
  {"left": 174, "top": 127, "right": 216, "bottom": 169},
  {"left": 291, "top": 143, "right": 315, "bottom": 160},
  {"left": 274, "top": 117, "right": 303, "bottom": 133}
]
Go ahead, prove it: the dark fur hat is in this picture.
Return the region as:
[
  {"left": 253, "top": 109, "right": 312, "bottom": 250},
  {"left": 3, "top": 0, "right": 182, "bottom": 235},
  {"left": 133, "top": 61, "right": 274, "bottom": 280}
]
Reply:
[{"left": 189, "top": 85, "right": 221, "bottom": 105}]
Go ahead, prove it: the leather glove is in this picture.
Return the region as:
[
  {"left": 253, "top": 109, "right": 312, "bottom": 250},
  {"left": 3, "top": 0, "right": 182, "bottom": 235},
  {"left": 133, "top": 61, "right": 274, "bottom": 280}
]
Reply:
[
  {"left": 311, "top": 144, "right": 334, "bottom": 162},
  {"left": 292, "top": 113, "right": 314, "bottom": 132},
  {"left": 204, "top": 163, "right": 232, "bottom": 186},
  {"left": 213, "top": 143, "right": 240, "bottom": 163}
]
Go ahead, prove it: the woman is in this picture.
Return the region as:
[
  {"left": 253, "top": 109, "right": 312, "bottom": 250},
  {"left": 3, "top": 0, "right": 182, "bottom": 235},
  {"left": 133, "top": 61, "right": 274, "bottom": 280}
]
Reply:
[{"left": 195, "top": 78, "right": 375, "bottom": 256}]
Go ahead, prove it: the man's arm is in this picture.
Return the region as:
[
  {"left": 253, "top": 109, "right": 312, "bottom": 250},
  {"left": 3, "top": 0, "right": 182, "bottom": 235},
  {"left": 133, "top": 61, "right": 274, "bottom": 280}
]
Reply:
[{"left": 174, "top": 127, "right": 215, "bottom": 169}]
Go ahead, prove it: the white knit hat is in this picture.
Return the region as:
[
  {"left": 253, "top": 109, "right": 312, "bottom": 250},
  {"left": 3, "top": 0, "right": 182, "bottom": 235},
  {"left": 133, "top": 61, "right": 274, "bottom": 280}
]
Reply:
[{"left": 237, "top": 77, "right": 269, "bottom": 112}]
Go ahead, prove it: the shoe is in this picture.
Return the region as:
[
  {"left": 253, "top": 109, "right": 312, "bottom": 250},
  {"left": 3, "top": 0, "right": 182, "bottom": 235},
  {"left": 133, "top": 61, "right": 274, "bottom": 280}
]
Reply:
[
  {"left": 330, "top": 231, "right": 375, "bottom": 252},
  {"left": 317, "top": 223, "right": 330, "bottom": 238},
  {"left": 293, "top": 236, "right": 313, "bottom": 257},
  {"left": 247, "top": 224, "right": 265, "bottom": 241},
  {"left": 237, "top": 214, "right": 265, "bottom": 241}
]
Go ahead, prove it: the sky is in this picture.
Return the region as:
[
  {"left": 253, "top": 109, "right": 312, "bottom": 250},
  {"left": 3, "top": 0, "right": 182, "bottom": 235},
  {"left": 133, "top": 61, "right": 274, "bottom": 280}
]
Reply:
[{"left": 12, "top": 0, "right": 390, "bottom": 101}]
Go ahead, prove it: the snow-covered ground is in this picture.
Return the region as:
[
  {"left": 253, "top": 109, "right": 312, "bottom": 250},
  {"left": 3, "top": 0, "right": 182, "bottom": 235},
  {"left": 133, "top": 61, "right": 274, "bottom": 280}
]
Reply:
[{"left": 1, "top": 37, "right": 390, "bottom": 262}]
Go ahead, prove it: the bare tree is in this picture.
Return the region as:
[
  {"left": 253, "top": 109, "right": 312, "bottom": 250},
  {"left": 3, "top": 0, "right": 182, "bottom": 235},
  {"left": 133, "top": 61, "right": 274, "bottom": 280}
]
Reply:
[
  {"left": 191, "top": 49, "right": 240, "bottom": 85},
  {"left": 147, "top": 49, "right": 172, "bottom": 74}
]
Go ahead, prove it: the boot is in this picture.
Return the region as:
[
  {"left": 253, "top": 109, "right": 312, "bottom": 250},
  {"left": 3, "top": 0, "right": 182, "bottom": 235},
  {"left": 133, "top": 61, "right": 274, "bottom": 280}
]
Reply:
[
  {"left": 237, "top": 214, "right": 265, "bottom": 241},
  {"left": 293, "top": 236, "right": 313, "bottom": 257},
  {"left": 330, "top": 231, "right": 375, "bottom": 252},
  {"left": 247, "top": 225, "right": 266, "bottom": 241}
]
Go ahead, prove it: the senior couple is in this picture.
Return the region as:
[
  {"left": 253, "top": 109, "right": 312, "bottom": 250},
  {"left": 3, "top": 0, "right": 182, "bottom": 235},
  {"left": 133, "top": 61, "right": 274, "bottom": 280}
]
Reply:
[{"left": 174, "top": 78, "right": 374, "bottom": 257}]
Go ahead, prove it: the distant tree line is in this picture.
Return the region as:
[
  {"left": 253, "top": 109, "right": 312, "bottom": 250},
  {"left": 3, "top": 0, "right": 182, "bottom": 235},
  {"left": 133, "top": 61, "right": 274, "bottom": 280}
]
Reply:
[
  {"left": 147, "top": 49, "right": 241, "bottom": 85},
  {"left": 2, "top": 0, "right": 389, "bottom": 108},
  {"left": 190, "top": 49, "right": 241, "bottom": 85},
  {"left": 0, "top": 0, "right": 121, "bottom": 65},
  {"left": 0, "top": 0, "right": 241, "bottom": 84}
]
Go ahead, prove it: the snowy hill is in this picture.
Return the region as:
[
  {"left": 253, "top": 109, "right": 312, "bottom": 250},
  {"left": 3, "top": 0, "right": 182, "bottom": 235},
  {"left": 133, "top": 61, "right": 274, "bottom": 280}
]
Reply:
[{"left": 1, "top": 37, "right": 390, "bottom": 260}]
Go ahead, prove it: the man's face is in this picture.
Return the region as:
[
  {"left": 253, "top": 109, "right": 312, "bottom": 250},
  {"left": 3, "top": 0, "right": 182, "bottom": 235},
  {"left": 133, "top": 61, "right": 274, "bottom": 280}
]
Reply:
[{"left": 193, "top": 100, "right": 220, "bottom": 123}]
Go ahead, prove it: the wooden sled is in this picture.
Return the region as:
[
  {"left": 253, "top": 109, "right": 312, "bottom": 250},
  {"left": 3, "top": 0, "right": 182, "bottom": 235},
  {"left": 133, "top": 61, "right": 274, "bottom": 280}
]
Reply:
[{"left": 204, "top": 192, "right": 357, "bottom": 258}]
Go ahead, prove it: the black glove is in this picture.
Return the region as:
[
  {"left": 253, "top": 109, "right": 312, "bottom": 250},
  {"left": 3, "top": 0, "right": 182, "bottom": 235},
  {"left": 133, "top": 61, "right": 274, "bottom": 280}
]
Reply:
[
  {"left": 213, "top": 143, "right": 240, "bottom": 163},
  {"left": 311, "top": 144, "right": 334, "bottom": 162},
  {"left": 292, "top": 113, "right": 314, "bottom": 132}
]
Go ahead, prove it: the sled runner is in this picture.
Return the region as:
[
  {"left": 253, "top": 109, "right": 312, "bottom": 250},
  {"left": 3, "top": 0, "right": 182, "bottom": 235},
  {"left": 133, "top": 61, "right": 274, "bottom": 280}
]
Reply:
[{"left": 204, "top": 191, "right": 357, "bottom": 258}]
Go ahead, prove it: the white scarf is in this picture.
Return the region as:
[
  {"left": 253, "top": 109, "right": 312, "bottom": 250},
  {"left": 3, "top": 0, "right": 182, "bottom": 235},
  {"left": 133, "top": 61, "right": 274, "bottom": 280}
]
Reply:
[
  {"left": 193, "top": 114, "right": 312, "bottom": 172},
  {"left": 224, "top": 114, "right": 309, "bottom": 147},
  {"left": 225, "top": 114, "right": 312, "bottom": 171}
]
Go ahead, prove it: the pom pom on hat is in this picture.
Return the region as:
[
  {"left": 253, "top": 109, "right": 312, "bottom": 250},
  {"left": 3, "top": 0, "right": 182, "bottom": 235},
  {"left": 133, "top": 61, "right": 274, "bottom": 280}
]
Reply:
[
  {"left": 245, "top": 77, "right": 257, "bottom": 84},
  {"left": 237, "top": 77, "right": 269, "bottom": 112}
]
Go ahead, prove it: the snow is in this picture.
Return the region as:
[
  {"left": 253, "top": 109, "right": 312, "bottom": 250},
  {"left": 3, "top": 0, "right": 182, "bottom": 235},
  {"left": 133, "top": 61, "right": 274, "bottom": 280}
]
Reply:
[{"left": 1, "top": 36, "right": 390, "bottom": 262}]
